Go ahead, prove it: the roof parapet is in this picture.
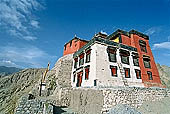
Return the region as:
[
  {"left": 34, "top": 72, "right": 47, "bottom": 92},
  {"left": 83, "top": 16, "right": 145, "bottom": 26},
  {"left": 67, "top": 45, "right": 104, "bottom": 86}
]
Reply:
[{"left": 107, "top": 29, "right": 149, "bottom": 40}]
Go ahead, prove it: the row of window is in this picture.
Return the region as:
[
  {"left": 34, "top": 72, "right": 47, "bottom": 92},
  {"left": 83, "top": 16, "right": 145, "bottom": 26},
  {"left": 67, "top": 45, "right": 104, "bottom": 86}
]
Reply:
[
  {"left": 107, "top": 48, "right": 151, "bottom": 68},
  {"left": 74, "top": 49, "right": 91, "bottom": 69},
  {"left": 110, "top": 66, "right": 153, "bottom": 80},
  {"left": 73, "top": 66, "right": 153, "bottom": 87},
  {"left": 74, "top": 46, "right": 150, "bottom": 69},
  {"left": 73, "top": 66, "right": 90, "bottom": 84}
]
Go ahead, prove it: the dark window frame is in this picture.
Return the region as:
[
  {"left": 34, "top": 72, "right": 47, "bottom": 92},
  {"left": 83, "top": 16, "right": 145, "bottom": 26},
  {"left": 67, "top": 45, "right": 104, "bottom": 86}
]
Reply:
[
  {"left": 79, "top": 53, "right": 84, "bottom": 66},
  {"left": 74, "top": 58, "right": 78, "bottom": 69},
  {"left": 73, "top": 74, "right": 76, "bottom": 82},
  {"left": 135, "top": 69, "right": 141, "bottom": 79},
  {"left": 121, "top": 55, "right": 129, "bottom": 65},
  {"left": 133, "top": 56, "right": 139, "bottom": 66},
  {"left": 139, "top": 40, "right": 147, "bottom": 53},
  {"left": 120, "top": 49, "right": 130, "bottom": 65},
  {"left": 124, "top": 68, "right": 131, "bottom": 78},
  {"left": 76, "top": 71, "right": 83, "bottom": 87},
  {"left": 94, "top": 80, "right": 97, "bottom": 86},
  {"left": 85, "top": 50, "right": 91, "bottom": 63},
  {"left": 107, "top": 48, "right": 117, "bottom": 62},
  {"left": 85, "top": 67, "right": 90, "bottom": 80},
  {"left": 143, "top": 58, "right": 151, "bottom": 68},
  {"left": 110, "top": 66, "right": 117, "bottom": 77},
  {"left": 147, "top": 71, "right": 153, "bottom": 80}
]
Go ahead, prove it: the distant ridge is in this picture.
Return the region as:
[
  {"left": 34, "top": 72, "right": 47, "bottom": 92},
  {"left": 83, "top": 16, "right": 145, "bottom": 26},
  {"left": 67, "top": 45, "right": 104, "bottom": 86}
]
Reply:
[{"left": 0, "top": 66, "right": 22, "bottom": 77}]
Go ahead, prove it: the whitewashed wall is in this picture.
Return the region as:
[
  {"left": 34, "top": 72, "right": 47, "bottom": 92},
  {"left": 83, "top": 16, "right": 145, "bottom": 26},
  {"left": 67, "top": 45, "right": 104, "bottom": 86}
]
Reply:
[
  {"left": 71, "top": 43, "right": 97, "bottom": 87},
  {"left": 71, "top": 42, "right": 144, "bottom": 87}
]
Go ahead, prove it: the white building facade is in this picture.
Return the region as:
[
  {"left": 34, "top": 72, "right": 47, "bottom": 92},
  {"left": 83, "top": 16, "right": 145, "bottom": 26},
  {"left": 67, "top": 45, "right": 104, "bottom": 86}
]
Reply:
[{"left": 71, "top": 37, "right": 144, "bottom": 88}]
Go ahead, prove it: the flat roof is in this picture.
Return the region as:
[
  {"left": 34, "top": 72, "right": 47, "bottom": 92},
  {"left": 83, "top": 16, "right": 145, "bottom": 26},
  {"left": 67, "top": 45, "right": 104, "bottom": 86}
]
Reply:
[{"left": 73, "top": 37, "right": 137, "bottom": 58}]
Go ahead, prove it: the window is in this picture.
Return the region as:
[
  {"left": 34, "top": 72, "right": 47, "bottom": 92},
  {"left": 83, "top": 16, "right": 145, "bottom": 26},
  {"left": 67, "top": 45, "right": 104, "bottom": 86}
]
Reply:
[
  {"left": 135, "top": 69, "right": 141, "bottom": 79},
  {"left": 133, "top": 57, "right": 139, "bottom": 66},
  {"left": 143, "top": 56, "right": 151, "bottom": 68},
  {"left": 79, "top": 53, "right": 84, "bottom": 66},
  {"left": 124, "top": 68, "right": 130, "bottom": 78},
  {"left": 73, "top": 74, "right": 76, "bottom": 82},
  {"left": 147, "top": 71, "right": 153, "bottom": 80},
  {"left": 85, "top": 67, "right": 90, "bottom": 80},
  {"left": 76, "top": 71, "right": 83, "bottom": 87},
  {"left": 132, "top": 53, "right": 139, "bottom": 66},
  {"left": 86, "top": 50, "right": 91, "bottom": 63},
  {"left": 74, "top": 58, "right": 78, "bottom": 68},
  {"left": 120, "top": 50, "right": 130, "bottom": 65},
  {"left": 94, "top": 80, "right": 97, "bottom": 86},
  {"left": 107, "top": 47, "right": 117, "bottom": 62},
  {"left": 139, "top": 40, "right": 147, "bottom": 53},
  {"left": 110, "top": 66, "right": 117, "bottom": 77}
]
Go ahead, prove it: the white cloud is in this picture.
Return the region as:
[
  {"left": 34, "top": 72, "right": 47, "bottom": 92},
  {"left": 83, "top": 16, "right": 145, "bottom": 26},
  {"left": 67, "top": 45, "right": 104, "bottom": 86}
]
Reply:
[
  {"left": 0, "top": 60, "right": 18, "bottom": 67},
  {"left": 0, "top": 0, "right": 44, "bottom": 40},
  {"left": 145, "top": 27, "right": 161, "bottom": 36},
  {"left": 0, "top": 45, "right": 57, "bottom": 68},
  {"left": 153, "top": 42, "right": 170, "bottom": 50},
  {"left": 23, "top": 36, "right": 37, "bottom": 40},
  {"left": 31, "top": 20, "right": 40, "bottom": 28}
]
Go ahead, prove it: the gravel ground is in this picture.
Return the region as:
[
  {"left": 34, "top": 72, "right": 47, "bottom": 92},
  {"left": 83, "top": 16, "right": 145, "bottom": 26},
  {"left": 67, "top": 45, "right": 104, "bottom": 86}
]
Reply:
[
  {"left": 108, "top": 104, "right": 141, "bottom": 114},
  {"left": 138, "top": 97, "right": 170, "bottom": 114}
]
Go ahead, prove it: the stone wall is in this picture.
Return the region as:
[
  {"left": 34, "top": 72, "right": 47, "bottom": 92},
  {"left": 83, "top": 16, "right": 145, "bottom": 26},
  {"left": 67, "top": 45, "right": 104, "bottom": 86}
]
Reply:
[
  {"left": 69, "top": 88, "right": 103, "bottom": 114},
  {"left": 63, "top": 87, "right": 170, "bottom": 114},
  {"left": 102, "top": 87, "right": 170, "bottom": 113},
  {"left": 52, "top": 54, "right": 73, "bottom": 88},
  {"left": 14, "top": 94, "right": 53, "bottom": 114}
]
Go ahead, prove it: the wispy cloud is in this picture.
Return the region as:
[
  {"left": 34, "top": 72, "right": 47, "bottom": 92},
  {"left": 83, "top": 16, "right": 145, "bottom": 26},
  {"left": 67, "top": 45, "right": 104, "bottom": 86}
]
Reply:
[
  {"left": 0, "top": 0, "right": 44, "bottom": 40},
  {"left": 153, "top": 42, "right": 170, "bottom": 50},
  {"left": 145, "top": 27, "right": 161, "bottom": 36},
  {"left": 31, "top": 20, "right": 40, "bottom": 29},
  {"left": 0, "top": 45, "right": 57, "bottom": 68},
  {"left": 0, "top": 60, "right": 18, "bottom": 67}
]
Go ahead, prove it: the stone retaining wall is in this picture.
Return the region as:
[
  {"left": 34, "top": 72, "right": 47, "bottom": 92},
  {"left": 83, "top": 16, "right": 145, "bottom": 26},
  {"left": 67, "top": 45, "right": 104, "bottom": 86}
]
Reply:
[
  {"left": 102, "top": 87, "right": 170, "bottom": 113},
  {"left": 65, "top": 87, "right": 170, "bottom": 114},
  {"left": 14, "top": 94, "right": 53, "bottom": 114}
]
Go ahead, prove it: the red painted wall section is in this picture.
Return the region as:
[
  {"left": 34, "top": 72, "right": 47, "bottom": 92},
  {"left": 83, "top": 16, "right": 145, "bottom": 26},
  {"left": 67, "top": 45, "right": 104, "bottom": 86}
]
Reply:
[
  {"left": 63, "top": 38, "right": 88, "bottom": 56},
  {"left": 130, "top": 34, "right": 163, "bottom": 87},
  {"left": 121, "top": 35, "right": 131, "bottom": 46}
]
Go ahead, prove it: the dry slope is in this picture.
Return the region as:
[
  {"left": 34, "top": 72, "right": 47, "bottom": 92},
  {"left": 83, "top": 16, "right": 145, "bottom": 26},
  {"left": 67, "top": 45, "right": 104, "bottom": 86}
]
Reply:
[{"left": 0, "top": 68, "right": 45, "bottom": 114}]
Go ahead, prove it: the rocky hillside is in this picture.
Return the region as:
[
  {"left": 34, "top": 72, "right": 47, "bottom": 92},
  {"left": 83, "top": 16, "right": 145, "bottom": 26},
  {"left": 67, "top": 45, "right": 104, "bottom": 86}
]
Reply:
[
  {"left": 0, "top": 68, "right": 45, "bottom": 114},
  {"left": 0, "top": 66, "right": 22, "bottom": 78},
  {"left": 157, "top": 64, "right": 170, "bottom": 88}
]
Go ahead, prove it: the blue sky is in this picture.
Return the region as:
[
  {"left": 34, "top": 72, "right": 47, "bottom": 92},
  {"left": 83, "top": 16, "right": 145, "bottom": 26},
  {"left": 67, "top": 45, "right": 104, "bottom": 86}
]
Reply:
[{"left": 0, "top": 0, "right": 170, "bottom": 68}]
